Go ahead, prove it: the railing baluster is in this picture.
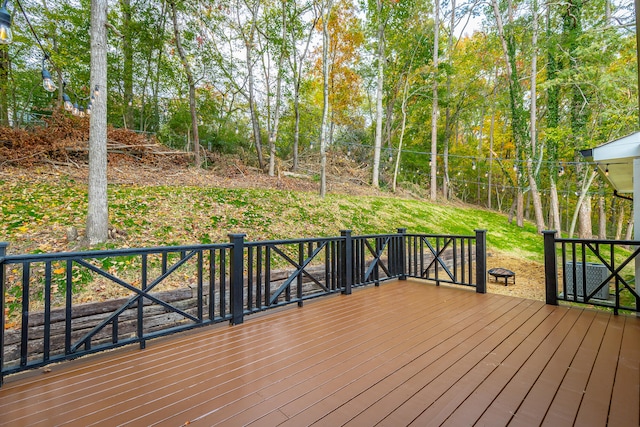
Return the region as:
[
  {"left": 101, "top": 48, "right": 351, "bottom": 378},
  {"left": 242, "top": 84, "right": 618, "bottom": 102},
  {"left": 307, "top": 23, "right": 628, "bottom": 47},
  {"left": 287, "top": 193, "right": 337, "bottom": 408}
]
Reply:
[
  {"left": 220, "top": 249, "right": 227, "bottom": 318},
  {"left": 266, "top": 246, "right": 272, "bottom": 306},
  {"left": 20, "top": 262, "right": 30, "bottom": 367},
  {"left": 256, "top": 246, "right": 262, "bottom": 309},
  {"left": 247, "top": 246, "right": 254, "bottom": 312},
  {"left": 65, "top": 260, "right": 72, "bottom": 355},
  {"left": 297, "top": 243, "right": 303, "bottom": 305},
  {"left": 0, "top": 243, "right": 6, "bottom": 387},
  {"left": 43, "top": 262, "right": 51, "bottom": 362},
  {"left": 197, "top": 251, "right": 203, "bottom": 322},
  {"left": 139, "top": 253, "right": 147, "bottom": 349},
  {"left": 209, "top": 249, "right": 216, "bottom": 320}
]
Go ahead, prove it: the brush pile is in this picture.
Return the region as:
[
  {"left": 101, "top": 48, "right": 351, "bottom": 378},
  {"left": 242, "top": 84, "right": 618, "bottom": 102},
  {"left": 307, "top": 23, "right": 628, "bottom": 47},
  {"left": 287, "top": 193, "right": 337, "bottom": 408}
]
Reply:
[{"left": 0, "top": 111, "right": 190, "bottom": 168}]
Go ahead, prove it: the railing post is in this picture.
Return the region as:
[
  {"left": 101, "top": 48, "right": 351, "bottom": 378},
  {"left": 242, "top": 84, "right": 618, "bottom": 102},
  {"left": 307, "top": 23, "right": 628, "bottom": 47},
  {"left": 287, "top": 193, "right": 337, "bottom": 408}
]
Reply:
[
  {"left": 0, "top": 242, "right": 7, "bottom": 387},
  {"left": 228, "top": 233, "right": 246, "bottom": 325},
  {"left": 397, "top": 228, "right": 407, "bottom": 280},
  {"left": 474, "top": 230, "right": 487, "bottom": 293},
  {"left": 340, "top": 230, "right": 353, "bottom": 295},
  {"left": 543, "top": 230, "right": 559, "bottom": 306}
]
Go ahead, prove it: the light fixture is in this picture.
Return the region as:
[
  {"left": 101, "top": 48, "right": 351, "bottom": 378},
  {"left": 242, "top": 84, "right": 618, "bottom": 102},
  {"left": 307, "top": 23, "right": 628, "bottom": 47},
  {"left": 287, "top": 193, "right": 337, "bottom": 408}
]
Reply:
[
  {"left": 472, "top": 161, "right": 476, "bottom": 170},
  {"left": 41, "top": 68, "right": 56, "bottom": 92},
  {"left": 93, "top": 85, "right": 100, "bottom": 97},
  {"left": 85, "top": 102, "right": 92, "bottom": 115},
  {"left": 558, "top": 165, "right": 565, "bottom": 176},
  {"left": 78, "top": 105, "right": 85, "bottom": 118},
  {"left": 72, "top": 102, "right": 79, "bottom": 116},
  {"left": 605, "top": 164, "right": 609, "bottom": 177},
  {"left": 62, "top": 93, "right": 73, "bottom": 111},
  {"left": 0, "top": 1, "right": 12, "bottom": 45}
]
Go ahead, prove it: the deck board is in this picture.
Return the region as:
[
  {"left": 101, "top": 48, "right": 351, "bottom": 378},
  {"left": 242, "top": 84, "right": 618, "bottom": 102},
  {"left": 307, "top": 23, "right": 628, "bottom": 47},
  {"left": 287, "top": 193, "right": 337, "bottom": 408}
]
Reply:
[{"left": 0, "top": 279, "right": 638, "bottom": 427}]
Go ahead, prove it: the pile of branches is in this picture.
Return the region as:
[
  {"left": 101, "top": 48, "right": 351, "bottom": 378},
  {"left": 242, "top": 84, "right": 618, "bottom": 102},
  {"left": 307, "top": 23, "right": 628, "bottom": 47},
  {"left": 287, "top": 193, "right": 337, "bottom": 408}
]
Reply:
[{"left": 0, "top": 111, "right": 190, "bottom": 168}]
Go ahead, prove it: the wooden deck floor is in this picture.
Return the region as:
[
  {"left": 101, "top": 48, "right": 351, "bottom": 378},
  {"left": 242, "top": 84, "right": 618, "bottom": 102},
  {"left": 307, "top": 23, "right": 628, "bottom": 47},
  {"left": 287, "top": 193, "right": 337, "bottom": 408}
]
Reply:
[{"left": 0, "top": 279, "right": 638, "bottom": 426}]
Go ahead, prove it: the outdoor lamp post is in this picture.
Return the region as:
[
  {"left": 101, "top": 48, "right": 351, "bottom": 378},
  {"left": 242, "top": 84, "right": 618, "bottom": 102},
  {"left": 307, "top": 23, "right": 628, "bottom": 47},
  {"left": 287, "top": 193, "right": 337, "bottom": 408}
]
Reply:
[{"left": 0, "top": 0, "right": 12, "bottom": 45}]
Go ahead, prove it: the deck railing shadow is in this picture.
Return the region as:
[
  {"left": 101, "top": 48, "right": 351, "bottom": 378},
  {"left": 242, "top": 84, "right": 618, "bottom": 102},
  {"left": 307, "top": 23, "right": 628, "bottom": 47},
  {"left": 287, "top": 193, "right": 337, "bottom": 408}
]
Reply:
[
  {"left": 0, "top": 229, "right": 486, "bottom": 386},
  {"left": 543, "top": 230, "right": 640, "bottom": 315}
]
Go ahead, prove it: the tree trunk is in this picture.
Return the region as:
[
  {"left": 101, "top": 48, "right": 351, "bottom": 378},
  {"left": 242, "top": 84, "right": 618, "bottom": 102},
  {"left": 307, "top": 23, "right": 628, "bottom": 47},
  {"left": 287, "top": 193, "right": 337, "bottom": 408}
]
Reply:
[
  {"left": 290, "top": 4, "right": 318, "bottom": 172},
  {"left": 430, "top": 0, "right": 439, "bottom": 201},
  {"left": 372, "top": 0, "right": 384, "bottom": 188},
  {"left": 549, "top": 178, "right": 561, "bottom": 234},
  {"left": 625, "top": 217, "right": 633, "bottom": 241},
  {"left": 488, "top": 102, "right": 496, "bottom": 209},
  {"left": 171, "top": 1, "right": 200, "bottom": 167},
  {"left": 527, "top": 0, "right": 545, "bottom": 234},
  {"left": 393, "top": 74, "right": 410, "bottom": 193},
  {"left": 615, "top": 204, "right": 624, "bottom": 240},
  {"left": 319, "top": 0, "right": 333, "bottom": 197},
  {"left": 578, "top": 195, "right": 592, "bottom": 238},
  {"left": 86, "top": 0, "right": 109, "bottom": 245},
  {"left": 243, "top": 0, "right": 265, "bottom": 170},
  {"left": 598, "top": 196, "right": 606, "bottom": 238},
  {"left": 268, "top": 1, "right": 287, "bottom": 177},
  {"left": 0, "top": 48, "right": 9, "bottom": 126},
  {"left": 516, "top": 189, "right": 524, "bottom": 227},
  {"left": 569, "top": 168, "right": 597, "bottom": 238},
  {"left": 527, "top": 160, "right": 545, "bottom": 233},
  {"left": 121, "top": 0, "right": 134, "bottom": 129}
]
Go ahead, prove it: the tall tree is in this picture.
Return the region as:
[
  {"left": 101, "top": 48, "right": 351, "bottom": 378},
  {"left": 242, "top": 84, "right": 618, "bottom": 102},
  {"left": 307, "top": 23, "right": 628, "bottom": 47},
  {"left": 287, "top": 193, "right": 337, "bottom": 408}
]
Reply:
[
  {"left": 86, "top": 0, "right": 109, "bottom": 244},
  {"left": 319, "top": 0, "right": 333, "bottom": 197},
  {"left": 120, "top": 0, "right": 134, "bottom": 129},
  {"left": 170, "top": 0, "right": 201, "bottom": 167},
  {"left": 526, "top": 0, "right": 545, "bottom": 233},
  {"left": 287, "top": 1, "right": 318, "bottom": 171},
  {"left": 429, "top": 0, "right": 439, "bottom": 201},
  {"left": 268, "top": 0, "right": 287, "bottom": 177},
  {"left": 371, "top": 0, "right": 384, "bottom": 188},
  {"left": 240, "top": 0, "right": 266, "bottom": 170}
]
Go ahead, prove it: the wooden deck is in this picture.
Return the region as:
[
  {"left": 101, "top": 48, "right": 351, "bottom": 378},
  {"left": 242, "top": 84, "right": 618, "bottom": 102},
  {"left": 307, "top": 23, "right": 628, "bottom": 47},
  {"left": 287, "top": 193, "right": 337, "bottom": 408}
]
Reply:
[{"left": 0, "top": 279, "right": 638, "bottom": 426}]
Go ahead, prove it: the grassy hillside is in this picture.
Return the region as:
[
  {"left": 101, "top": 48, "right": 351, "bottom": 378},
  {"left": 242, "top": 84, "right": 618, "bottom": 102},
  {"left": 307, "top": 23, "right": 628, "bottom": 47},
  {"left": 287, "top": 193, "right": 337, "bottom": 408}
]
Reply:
[{"left": 1, "top": 170, "right": 545, "bottom": 263}]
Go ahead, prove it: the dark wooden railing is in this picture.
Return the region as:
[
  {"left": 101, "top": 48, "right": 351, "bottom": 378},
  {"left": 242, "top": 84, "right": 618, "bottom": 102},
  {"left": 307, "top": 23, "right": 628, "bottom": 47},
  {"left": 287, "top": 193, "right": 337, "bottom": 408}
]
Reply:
[
  {"left": 543, "top": 230, "right": 640, "bottom": 315},
  {"left": 0, "top": 229, "right": 486, "bottom": 386}
]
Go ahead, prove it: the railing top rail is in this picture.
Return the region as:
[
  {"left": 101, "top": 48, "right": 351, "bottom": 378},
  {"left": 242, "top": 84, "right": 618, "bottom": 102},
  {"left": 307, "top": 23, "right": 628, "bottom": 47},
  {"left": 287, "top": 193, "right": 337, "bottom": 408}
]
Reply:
[
  {"left": 244, "top": 235, "right": 344, "bottom": 247},
  {"left": 0, "top": 242, "right": 233, "bottom": 264},
  {"left": 554, "top": 237, "right": 640, "bottom": 246},
  {"left": 404, "top": 233, "right": 476, "bottom": 239}
]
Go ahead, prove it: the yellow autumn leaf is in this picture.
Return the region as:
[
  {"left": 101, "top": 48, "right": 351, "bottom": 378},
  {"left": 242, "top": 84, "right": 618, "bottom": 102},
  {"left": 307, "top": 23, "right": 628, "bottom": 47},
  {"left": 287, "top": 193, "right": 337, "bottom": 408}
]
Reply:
[{"left": 53, "top": 267, "right": 65, "bottom": 274}]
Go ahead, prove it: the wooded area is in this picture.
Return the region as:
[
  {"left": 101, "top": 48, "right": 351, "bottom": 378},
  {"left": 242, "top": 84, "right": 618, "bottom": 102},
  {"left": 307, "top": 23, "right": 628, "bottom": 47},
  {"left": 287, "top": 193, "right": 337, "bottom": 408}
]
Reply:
[{"left": 0, "top": 0, "right": 638, "bottom": 240}]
